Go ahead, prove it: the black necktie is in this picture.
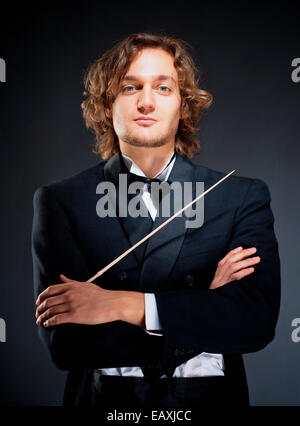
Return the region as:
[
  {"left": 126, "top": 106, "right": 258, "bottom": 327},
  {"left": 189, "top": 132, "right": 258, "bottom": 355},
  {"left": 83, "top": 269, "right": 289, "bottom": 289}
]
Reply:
[
  {"left": 128, "top": 173, "right": 162, "bottom": 185},
  {"left": 128, "top": 173, "right": 171, "bottom": 193},
  {"left": 126, "top": 151, "right": 176, "bottom": 194}
]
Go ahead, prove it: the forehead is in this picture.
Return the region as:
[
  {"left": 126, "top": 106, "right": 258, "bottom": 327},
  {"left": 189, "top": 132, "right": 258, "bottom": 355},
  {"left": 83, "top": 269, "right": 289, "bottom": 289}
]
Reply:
[{"left": 124, "top": 48, "right": 178, "bottom": 82}]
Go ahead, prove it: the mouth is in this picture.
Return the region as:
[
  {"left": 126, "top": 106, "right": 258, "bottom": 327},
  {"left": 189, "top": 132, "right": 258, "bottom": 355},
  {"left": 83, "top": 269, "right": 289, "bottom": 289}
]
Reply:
[{"left": 134, "top": 117, "right": 157, "bottom": 126}]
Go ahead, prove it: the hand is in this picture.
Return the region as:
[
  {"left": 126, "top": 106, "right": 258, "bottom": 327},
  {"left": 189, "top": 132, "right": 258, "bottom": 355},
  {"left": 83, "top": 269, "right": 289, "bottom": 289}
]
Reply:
[
  {"left": 209, "top": 246, "right": 260, "bottom": 290},
  {"left": 35, "top": 274, "right": 126, "bottom": 328}
]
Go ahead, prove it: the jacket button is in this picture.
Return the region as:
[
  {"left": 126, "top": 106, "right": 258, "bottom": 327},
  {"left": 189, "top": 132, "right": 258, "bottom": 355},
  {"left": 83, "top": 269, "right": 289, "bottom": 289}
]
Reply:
[
  {"left": 117, "top": 270, "right": 127, "bottom": 281},
  {"left": 185, "top": 274, "right": 194, "bottom": 286}
]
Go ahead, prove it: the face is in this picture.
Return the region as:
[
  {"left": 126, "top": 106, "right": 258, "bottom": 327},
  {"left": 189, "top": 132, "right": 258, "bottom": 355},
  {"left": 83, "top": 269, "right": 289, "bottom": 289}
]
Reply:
[{"left": 111, "top": 48, "right": 182, "bottom": 149}]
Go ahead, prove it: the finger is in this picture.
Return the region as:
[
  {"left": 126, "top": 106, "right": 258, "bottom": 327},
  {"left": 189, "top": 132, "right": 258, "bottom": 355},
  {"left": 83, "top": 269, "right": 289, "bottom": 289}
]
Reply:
[
  {"left": 35, "top": 294, "right": 68, "bottom": 318},
  {"left": 59, "top": 274, "right": 74, "bottom": 283},
  {"left": 36, "top": 303, "right": 69, "bottom": 326},
  {"left": 42, "top": 313, "right": 71, "bottom": 328},
  {"left": 231, "top": 256, "right": 260, "bottom": 273},
  {"left": 218, "top": 246, "right": 242, "bottom": 266},
  {"left": 231, "top": 267, "right": 256, "bottom": 281},
  {"left": 36, "top": 283, "right": 71, "bottom": 306},
  {"left": 223, "top": 247, "right": 257, "bottom": 265}
]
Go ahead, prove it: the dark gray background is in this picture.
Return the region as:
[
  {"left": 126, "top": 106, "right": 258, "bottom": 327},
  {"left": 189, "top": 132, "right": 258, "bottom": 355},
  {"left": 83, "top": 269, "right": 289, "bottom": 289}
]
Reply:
[{"left": 0, "top": 0, "right": 299, "bottom": 406}]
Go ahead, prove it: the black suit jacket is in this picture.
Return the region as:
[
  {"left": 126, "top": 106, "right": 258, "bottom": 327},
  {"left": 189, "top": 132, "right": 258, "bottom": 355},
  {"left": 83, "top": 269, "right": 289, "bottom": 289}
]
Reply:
[{"left": 31, "top": 152, "right": 281, "bottom": 406}]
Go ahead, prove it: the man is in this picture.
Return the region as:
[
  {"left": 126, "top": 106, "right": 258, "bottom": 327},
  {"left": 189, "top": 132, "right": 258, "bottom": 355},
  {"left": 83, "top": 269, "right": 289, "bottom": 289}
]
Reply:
[{"left": 32, "top": 32, "right": 280, "bottom": 407}]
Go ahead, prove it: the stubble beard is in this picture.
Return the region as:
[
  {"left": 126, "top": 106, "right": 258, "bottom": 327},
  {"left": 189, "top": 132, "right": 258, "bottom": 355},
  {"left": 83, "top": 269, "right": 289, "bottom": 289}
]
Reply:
[{"left": 121, "top": 129, "right": 170, "bottom": 148}]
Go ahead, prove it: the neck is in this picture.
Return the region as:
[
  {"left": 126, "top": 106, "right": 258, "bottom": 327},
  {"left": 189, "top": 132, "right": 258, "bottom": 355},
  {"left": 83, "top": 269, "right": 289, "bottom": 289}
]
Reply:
[{"left": 118, "top": 141, "right": 175, "bottom": 178}]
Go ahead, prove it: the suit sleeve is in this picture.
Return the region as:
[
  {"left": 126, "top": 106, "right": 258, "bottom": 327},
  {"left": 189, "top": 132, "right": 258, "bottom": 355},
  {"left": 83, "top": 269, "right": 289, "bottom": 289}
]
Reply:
[
  {"left": 32, "top": 185, "right": 164, "bottom": 371},
  {"left": 154, "top": 178, "right": 281, "bottom": 364}
]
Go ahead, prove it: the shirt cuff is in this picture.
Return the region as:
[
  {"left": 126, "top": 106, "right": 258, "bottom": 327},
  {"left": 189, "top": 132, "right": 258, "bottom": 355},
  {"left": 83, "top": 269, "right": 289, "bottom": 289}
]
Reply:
[{"left": 144, "top": 293, "right": 163, "bottom": 336}]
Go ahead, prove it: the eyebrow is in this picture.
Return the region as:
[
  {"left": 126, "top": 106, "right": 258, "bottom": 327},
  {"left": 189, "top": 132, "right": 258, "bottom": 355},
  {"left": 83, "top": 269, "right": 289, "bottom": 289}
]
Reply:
[{"left": 121, "top": 74, "right": 177, "bottom": 85}]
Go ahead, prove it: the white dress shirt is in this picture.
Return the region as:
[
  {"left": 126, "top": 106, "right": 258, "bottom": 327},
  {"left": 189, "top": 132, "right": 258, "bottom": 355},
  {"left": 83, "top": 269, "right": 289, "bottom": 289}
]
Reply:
[{"left": 97, "top": 151, "right": 224, "bottom": 378}]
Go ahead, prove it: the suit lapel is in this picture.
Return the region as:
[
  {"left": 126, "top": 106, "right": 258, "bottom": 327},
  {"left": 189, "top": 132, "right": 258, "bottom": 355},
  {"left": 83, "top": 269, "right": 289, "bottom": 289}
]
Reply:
[
  {"left": 102, "top": 152, "right": 140, "bottom": 273},
  {"left": 102, "top": 150, "right": 201, "bottom": 293},
  {"left": 138, "top": 154, "right": 197, "bottom": 292}
]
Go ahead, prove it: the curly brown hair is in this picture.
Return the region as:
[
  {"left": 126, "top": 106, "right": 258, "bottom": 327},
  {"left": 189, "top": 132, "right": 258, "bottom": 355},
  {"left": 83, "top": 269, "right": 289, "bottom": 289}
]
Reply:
[{"left": 81, "top": 32, "right": 213, "bottom": 160}]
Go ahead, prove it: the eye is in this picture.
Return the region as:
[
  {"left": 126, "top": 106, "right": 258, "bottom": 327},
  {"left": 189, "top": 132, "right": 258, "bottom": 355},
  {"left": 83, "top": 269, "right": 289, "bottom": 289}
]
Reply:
[
  {"left": 158, "top": 86, "right": 171, "bottom": 93},
  {"left": 122, "top": 85, "right": 136, "bottom": 92}
]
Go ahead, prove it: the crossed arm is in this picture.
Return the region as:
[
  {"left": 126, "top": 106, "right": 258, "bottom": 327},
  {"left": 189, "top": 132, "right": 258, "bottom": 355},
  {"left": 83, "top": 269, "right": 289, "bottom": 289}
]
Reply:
[
  {"left": 35, "top": 247, "right": 261, "bottom": 328},
  {"left": 32, "top": 179, "right": 280, "bottom": 370}
]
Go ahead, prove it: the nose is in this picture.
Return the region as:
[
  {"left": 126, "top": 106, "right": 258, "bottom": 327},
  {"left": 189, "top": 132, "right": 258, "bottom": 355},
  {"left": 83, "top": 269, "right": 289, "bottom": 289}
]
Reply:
[{"left": 137, "top": 85, "right": 155, "bottom": 114}]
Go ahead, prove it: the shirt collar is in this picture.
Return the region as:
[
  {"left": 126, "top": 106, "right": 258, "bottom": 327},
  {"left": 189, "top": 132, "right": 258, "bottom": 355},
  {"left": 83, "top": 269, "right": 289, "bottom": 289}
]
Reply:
[{"left": 121, "top": 150, "right": 176, "bottom": 182}]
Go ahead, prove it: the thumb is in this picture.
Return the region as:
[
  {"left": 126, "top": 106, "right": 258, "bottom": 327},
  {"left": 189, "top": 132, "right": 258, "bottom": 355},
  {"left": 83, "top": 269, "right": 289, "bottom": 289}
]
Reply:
[{"left": 59, "top": 274, "right": 73, "bottom": 283}]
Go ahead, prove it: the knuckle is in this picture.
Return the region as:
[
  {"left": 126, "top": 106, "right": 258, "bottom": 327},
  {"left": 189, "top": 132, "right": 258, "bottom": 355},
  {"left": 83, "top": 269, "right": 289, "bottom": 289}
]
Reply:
[
  {"left": 229, "top": 263, "right": 236, "bottom": 271},
  {"left": 222, "top": 260, "right": 229, "bottom": 268},
  {"left": 66, "top": 292, "right": 74, "bottom": 302},
  {"left": 46, "top": 286, "right": 53, "bottom": 295}
]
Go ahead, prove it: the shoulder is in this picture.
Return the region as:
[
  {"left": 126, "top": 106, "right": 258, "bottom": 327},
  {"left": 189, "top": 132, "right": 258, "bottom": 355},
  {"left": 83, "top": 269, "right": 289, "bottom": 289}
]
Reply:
[
  {"left": 33, "top": 160, "right": 106, "bottom": 204},
  {"left": 190, "top": 157, "right": 271, "bottom": 198},
  {"left": 185, "top": 157, "right": 272, "bottom": 211}
]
